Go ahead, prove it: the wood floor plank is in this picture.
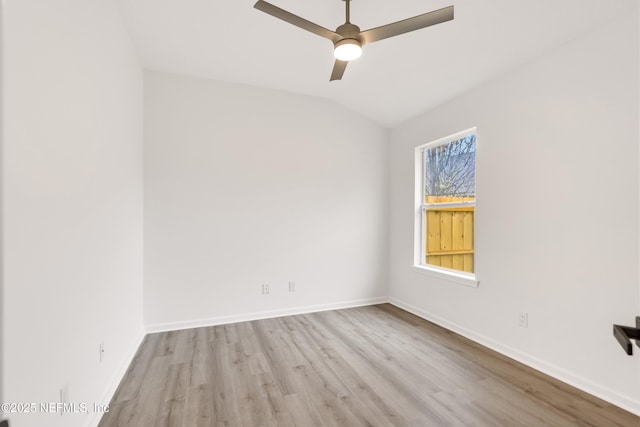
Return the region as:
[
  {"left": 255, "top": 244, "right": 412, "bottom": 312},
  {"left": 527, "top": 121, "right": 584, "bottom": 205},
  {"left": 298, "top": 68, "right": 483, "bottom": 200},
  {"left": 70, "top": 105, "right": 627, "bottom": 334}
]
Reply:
[{"left": 98, "top": 305, "right": 640, "bottom": 427}]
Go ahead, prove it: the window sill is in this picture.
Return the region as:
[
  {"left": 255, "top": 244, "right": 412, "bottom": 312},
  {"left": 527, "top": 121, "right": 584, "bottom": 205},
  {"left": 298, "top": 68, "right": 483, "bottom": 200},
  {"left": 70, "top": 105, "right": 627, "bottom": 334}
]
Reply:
[{"left": 412, "top": 265, "right": 479, "bottom": 288}]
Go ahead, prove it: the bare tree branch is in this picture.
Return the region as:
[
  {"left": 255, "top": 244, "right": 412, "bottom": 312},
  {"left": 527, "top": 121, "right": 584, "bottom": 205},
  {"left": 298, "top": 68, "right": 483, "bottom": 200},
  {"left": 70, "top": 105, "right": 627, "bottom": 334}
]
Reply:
[{"left": 425, "top": 135, "right": 476, "bottom": 200}]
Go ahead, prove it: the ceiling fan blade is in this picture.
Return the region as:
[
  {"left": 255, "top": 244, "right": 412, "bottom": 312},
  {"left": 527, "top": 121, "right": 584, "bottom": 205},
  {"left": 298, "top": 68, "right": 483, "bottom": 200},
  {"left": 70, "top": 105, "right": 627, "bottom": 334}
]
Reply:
[
  {"left": 254, "top": 1, "right": 341, "bottom": 43},
  {"left": 360, "top": 5, "right": 454, "bottom": 44},
  {"left": 330, "top": 60, "right": 348, "bottom": 81}
]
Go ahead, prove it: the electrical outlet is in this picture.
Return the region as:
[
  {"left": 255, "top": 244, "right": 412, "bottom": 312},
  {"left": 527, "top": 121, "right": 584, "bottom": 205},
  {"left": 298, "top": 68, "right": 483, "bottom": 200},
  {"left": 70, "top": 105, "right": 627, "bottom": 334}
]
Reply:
[
  {"left": 519, "top": 312, "right": 529, "bottom": 328},
  {"left": 99, "top": 342, "right": 105, "bottom": 363},
  {"left": 262, "top": 283, "right": 270, "bottom": 295},
  {"left": 289, "top": 281, "right": 296, "bottom": 292}
]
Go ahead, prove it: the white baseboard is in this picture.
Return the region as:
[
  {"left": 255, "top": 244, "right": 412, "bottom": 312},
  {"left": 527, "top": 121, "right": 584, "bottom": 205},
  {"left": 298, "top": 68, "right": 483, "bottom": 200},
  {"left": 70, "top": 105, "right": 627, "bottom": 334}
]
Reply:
[
  {"left": 144, "top": 296, "right": 389, "bottom": 334},
  {"left": 86, "top": 329, "right": 146, "bottom": 427},
  {"left": 389, "top": 297, "right": 640, "bottom": 417}
]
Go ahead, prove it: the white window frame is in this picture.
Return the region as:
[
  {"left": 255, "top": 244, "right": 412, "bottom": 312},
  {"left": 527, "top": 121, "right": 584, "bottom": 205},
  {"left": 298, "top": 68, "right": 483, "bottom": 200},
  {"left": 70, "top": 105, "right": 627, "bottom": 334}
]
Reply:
[{"left": 413, "top": 128, "right": 479, "bottom": 288}]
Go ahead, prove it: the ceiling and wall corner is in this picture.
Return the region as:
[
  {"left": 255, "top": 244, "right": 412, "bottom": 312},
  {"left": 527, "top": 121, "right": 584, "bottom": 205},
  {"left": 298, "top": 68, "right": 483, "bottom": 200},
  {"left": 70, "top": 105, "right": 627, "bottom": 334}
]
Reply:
[{"left": 117, "top": 0, "right": 638, "bottom": 128}]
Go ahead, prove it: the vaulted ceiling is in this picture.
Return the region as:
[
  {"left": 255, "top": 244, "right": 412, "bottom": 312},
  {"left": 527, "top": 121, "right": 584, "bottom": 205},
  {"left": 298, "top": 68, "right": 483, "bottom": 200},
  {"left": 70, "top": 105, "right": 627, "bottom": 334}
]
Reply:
[{"left": 118, "top": 0, "right": 636, "bottom": 128}]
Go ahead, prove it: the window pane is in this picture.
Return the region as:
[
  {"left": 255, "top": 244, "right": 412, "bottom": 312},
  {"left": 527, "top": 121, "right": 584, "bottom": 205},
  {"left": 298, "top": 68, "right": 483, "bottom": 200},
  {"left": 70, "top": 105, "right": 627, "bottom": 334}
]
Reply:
[{"left": 424, "top": 135, "right": 476, "bottom": 204}]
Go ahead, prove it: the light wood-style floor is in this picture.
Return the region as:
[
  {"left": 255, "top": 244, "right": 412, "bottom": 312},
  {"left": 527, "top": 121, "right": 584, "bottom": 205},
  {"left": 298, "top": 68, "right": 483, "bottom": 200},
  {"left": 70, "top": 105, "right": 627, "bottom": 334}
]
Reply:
[{"left": 98, "top": 304, "right": 639, "bottom": 427}]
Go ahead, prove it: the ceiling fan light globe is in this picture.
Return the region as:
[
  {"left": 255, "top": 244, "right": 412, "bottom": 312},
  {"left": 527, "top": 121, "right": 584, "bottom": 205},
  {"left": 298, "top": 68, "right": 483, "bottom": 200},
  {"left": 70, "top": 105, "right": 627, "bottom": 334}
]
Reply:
[{"left": 334, "top": 39, "right": 362, "bottom": 61}]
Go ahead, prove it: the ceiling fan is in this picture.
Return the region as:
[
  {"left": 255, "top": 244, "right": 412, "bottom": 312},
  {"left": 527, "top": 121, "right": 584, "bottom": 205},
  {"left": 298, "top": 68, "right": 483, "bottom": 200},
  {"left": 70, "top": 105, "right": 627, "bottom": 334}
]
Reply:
[{"left": 254, "top": 0, "right": 454, "bottom": 81}]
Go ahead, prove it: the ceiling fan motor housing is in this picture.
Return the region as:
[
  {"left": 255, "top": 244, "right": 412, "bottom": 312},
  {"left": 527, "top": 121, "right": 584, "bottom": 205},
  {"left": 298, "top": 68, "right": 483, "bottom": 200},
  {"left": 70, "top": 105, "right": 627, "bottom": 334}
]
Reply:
[{"left": 335, "top": 23, "right": 364, "bottom": 47}]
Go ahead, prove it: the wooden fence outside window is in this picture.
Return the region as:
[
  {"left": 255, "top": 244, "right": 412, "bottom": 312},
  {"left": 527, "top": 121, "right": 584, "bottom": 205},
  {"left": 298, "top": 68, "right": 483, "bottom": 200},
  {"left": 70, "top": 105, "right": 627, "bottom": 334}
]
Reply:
[{"left": 425, "top": 206, "right": 474, "bottom": 273}]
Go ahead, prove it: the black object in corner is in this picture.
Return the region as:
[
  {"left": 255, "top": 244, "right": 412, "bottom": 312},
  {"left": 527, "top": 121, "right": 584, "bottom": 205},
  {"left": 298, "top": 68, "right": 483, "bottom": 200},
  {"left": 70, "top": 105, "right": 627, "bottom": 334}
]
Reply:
[
  {"left": 613, "top": 317, "right": 640, "bottom": 355},
  {"left": 0, "top": 419, "right": 8, "bottom": 427}
]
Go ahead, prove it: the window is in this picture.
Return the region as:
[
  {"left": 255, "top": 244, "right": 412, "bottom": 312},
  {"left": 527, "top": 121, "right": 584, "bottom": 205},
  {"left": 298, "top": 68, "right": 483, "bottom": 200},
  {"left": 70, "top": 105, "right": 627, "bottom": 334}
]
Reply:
[{"left": 415, "top": 128, "right": 477, "bottom": 284}]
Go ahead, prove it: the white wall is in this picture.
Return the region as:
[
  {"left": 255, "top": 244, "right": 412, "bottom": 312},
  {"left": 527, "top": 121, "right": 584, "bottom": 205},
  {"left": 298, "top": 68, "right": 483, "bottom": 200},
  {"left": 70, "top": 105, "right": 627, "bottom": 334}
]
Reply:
[
  {"left": 2, "top": 1, "right": 144, "bottom": 426},
  {"left": 389, "top": 13, "right": 640, "bottom": 414},
  {"left": 144, "top": 71, "right": 388, "bottom": 330},
  {"left": 0, "top": 0, "right": 4, "bottom": 411}
]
